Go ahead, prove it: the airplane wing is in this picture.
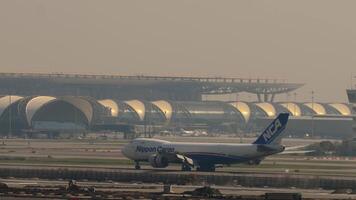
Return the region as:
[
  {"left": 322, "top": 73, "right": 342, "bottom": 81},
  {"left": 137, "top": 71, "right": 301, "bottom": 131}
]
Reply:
[
  {"left": 157, "top": 150, "right": 195, "bottom": 167},
  {"left": 284, "top": 145, "right": 310, "bottom": 151}
]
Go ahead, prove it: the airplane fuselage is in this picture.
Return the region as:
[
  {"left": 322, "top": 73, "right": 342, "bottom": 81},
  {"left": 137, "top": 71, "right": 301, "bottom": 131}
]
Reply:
[
  {"left": 122, "top": 138, "right": 284, "bottom": 166},
  {"left": 122, "top": 113, "right": 289, "bottom": 171}
]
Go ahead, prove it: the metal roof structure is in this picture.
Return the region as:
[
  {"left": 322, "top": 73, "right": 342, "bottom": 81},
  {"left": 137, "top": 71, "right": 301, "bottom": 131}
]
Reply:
[
  {"left": 0, "top": 96, "right": 23, "bottom": 119},
  {"left": 0, "top": 72, "right": 303, "bottom": 102}
]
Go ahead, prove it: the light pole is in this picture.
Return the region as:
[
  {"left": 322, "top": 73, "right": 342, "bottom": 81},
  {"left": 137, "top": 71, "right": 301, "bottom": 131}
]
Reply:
[
  {"left": 8, "top": 95, "right": 12, "bottom": 138},
  {"left": 293, "top": 92, "right": 297, "bottom": 116},
  {"left": 311, "top": 91, "right": 315, "bottom": 138},
  {"left": 286, "top": 92, "right": 290, "bottom": 102},
  {"left": 235, "top": 93, "right": 242, "bottom": 143},
  {"left": 235, "top": 92, "right": 239, "bottom": 135}
]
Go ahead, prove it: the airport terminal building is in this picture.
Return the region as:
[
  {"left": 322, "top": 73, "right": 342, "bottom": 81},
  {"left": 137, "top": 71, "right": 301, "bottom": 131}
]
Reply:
[
  {"left": 0, "top": 73, "right": 302, "bottom": 102},
  {"left": 0, "top": 96, "right": 353, "bottom": 139},
  {"left": 0, "top": 73, "right": 353, "bottom": 138}
]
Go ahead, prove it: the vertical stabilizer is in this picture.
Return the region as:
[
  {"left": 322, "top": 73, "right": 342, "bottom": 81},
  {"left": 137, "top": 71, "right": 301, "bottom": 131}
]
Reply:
[{"left": 253, "top": 113, "right": 289, "bottom": 145}]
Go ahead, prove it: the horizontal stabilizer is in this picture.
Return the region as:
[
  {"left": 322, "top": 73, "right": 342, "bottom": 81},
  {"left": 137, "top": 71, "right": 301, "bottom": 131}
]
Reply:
[{"left": 280, "top": 150, "right": 315, "bottom": 155}]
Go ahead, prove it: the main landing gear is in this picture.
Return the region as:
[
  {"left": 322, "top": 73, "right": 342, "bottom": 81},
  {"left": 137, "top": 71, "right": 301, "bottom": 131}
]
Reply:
[
  {"left": 181, "top": 163, "right": 192, "bottom": 171},
  {"left": 134, "top": 161, "right": 141, "bottom": 170}
]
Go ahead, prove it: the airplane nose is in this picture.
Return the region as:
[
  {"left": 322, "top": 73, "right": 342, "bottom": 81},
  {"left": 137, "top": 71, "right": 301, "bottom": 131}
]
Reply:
[
  {"left": 122, "top": 145, "right": 129, "bottom": 157},
  {"left": 122, "top": 144, "right": 132, "bottom": 158}
]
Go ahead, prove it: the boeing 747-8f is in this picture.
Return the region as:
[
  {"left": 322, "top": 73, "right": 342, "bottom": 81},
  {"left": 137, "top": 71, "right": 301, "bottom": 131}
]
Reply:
[{"left": 122, "top": 113, "right": 289, "bottom": 172}]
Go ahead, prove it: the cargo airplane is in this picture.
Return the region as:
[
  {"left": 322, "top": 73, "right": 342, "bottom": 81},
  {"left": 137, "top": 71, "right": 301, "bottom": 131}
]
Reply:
[{"left": 122, "top": 113, "right": 289, "bottom": 172}]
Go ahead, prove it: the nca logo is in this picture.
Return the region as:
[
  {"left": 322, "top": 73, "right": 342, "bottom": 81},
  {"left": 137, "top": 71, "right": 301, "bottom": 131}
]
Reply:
[{"left": 262, "top": 119, "right": 282, "bottom": 142}]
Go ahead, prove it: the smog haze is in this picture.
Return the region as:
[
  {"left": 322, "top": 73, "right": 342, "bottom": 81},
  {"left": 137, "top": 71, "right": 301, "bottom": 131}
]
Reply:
[{"left": 0, "top": 0, "right": 356, "bottom": 102}]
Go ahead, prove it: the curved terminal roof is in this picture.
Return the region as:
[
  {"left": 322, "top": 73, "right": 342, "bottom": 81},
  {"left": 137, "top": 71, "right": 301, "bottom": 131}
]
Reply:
[
  {"left": 26, "top": 96, "right": 94, "bottom": 126},
  {"left": 26, "top": 96, "right": 57, "bottom": 125},
  {"left": 328, "top": 103, "right": 351, "bottom": 116},
  {"left": 280, "top": 103, "right": 302, "bottom": 116},
  {"left": 60, "top": 97, "right": 93, "bottom": 123},
  {"left": 255, "top": 102, "right": 276, "bottom": 117},
  {"left": 151, "top": 100, "right": 173, "bottom": 121},
  {"left": 98, "top": 99, "right": 119, "bottom": 117},
  {"left": 304, "top": 103, "right": 326, "bottom": 115},
  {"left": 124, "top": 100, "right": 145, "bottom": 121},
  {"left": 229, "top": 102, "right": 251, "bottom": 122},
  {"left": 0, "top": 95, "right": 23, "bottom": 118}
]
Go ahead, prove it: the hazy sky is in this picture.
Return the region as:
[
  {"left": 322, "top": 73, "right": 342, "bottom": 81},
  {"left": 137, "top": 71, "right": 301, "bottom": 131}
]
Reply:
[{"left": 0, "top": 0, "right": 356, "bottom": 102}]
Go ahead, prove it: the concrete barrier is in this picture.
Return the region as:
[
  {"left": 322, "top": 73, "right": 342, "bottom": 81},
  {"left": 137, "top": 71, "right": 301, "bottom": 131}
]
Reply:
[{"left": 1, "top": 166, "right": 356, "bottom": 190}]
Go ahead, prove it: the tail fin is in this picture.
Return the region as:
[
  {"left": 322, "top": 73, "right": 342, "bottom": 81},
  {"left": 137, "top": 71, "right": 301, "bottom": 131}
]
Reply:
[{"left": 253, "top": 113, "right": 289, "bottom": 145}]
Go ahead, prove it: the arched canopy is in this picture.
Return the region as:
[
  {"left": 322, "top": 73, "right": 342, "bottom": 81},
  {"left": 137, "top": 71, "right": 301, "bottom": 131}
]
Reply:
[
  {"left": 124, "top": 100, "right": 145, "bottom": 121},
  {"left": 255, "top": 102, "right": 276, "bottom": 117},
  {"left": 304, "top": 103, "right": 326, "bottom": 115},
  {"left": 60, "top": 96, "right": 93, "bottom": 123},
  {"left": 328, "top": 103, "right": 351, "bottom": 115},
  {"left": 0, "top": 95, "right": 23, "bottom": 118},
  {"left": 151, "top": 100, "right": 173, "bottom": 121},
  {"left": 229, "top": 102, "right": 251, "bottom": 122},
  {"left": 98, "top": 99, "right": 119, "bottom": 117},
  {"left": 26, "top": 96, "right": 94, "bottom": 126},
  {"left": 26, "top": 96, "right": 57, "bottom": 125},
  {"left": 280, "top": 103, "right": 302, "bottom": 116}
]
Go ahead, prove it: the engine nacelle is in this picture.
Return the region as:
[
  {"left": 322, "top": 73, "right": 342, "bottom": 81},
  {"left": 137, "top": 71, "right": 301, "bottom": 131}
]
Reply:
[{"left": 148, "top": 154, "right": 169, "bottom": 168}]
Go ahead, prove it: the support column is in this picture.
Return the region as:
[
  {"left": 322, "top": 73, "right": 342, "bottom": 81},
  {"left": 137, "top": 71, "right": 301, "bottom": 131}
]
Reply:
[
  {"left": 270, "top": 93, "right": 276, "bottom": 102},
  {"left": 257, "top": 94, "right": 262, "bottom": 102},
  {"left": 264, "top": 94, "right": 268, "bottom": 102}
]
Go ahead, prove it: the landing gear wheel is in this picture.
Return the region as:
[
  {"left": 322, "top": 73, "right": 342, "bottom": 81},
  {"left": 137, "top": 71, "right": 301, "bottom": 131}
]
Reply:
[
  {"left": 135, "top": 161, "right": 141, "bottom": 170},
  {"left": 210, "top": 166, "right": 216, "bottom": 172},
  {"left": 181, "top": 164, "right": 192, "bottom": 171}
]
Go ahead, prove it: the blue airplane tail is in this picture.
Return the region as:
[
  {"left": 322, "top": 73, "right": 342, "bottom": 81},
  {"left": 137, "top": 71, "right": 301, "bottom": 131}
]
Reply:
[{"left": 253, "top": 113, "right": 289, "bottom": 145}]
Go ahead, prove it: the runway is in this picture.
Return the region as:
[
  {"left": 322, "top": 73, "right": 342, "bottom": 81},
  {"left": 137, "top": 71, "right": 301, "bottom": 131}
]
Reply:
[
  {"left": 0, "top": 137, "right": 354, "bottom": 177},
  {"left": 0, "top": 137, "right": 355, "bottom": 199}
]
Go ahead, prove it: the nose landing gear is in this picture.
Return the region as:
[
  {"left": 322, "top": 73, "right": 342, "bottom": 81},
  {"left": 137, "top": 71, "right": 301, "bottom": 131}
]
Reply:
[{"left": 135, "top": 161, "right": 141, "bottom": 170}]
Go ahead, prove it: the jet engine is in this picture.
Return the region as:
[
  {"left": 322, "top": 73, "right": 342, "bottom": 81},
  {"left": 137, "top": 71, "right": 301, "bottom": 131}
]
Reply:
[{"left": 148, "top": 154, "right": 169, "bottom": 168}]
